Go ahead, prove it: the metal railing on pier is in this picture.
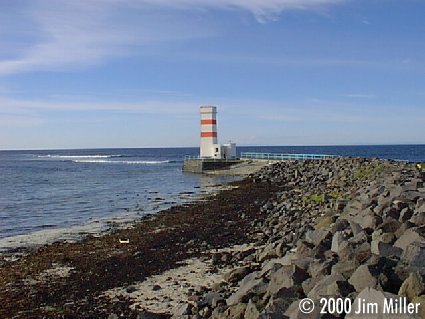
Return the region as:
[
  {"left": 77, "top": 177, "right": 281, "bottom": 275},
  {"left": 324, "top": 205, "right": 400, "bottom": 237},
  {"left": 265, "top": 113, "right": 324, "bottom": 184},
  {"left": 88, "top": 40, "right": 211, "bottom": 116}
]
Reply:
[{"left": 240, "top": 152, "right": 338, "bottom": 161}]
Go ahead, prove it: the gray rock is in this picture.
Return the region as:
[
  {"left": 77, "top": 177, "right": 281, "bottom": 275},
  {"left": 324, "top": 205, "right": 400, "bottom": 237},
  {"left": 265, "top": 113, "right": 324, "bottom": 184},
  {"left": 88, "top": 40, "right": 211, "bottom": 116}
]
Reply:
[
  {"left": 399, "top": 272, "right": 425, "bottom": 301},
  {"left": 302, "top": 277, "right": 322, "bottom": 295},
  {"left": 332, "top": 259, "right": 359, "bottom": 280},
  {"left": 377, "top": 218, "right": 401, "bottom": 233},
  {"left": 259, "top": 298, "right": 290, "bottom": 319},
  {"left": 401, "top": 243, "right": 425, "bottom": 272},
  {"left": 349, "top": 221, "right": 364, "bottom": 236},
  {"left": 416, "top": 200, "right": 425, "bottom": 214},
  {"left": 257, "top": 242, "right": 280, "bottom": 262},
  {"left": 308, "top": 259, "right": 333, "bottom": 278},
  {"left": 371, "top": 240, "right": 403, "bottom": 257},
  {"left": 334, "top": 219, "right": 350, "bottom": 231},
  {"left": 400, "top": 207, "right": 414, "bottom": 222},
  {"left": 265, "top": 265, "right": 308, "bottom": 298},
  {"left": 410, "top": 212, "right": 425, "bottom": 227},
  {"left": 380, "top": 232, "right": 396, "bottom": 244},
  {"left": 199, "top": 306, "right": 212, "bottom": 318},
  {"left": 308, "top": 273, "right": 353, "bottom": 299},
  {"left": 394, "top": 229, "right": 425, "bottom": 251},
  {"left": 173, "top": 303, "right": 193, "bottom": 317},
  {"left": 348, "top": 265, "right": 378, "bottom": 292},
  {"left": 226, "top": 272, "right": 267, "bottom": 306},
  {"left": 199, "top": 291, "right": 223, "bottom": 308},
  {"left": 331, "top": 231, "right": 346, "bottom": 254},
  {"left": 305, "top": 228, "right": 331, "bottom": 246},
  {"left": 217, "top": 304, "right": 247, "bottom": 319},
  {"left": 352, "top": 207, "right": 383, "bottom": 229},
  {"left": 336, "top": 240, "right": 357, "bottom": 261},
  {"left": 244, "top": 300, "right": 260, "bottom": 319},
  {"left": 224, "top": 266, "right": 252, "bottom": 284},
  {"left": 296, "top": 241, "right": 315, "bottom": 258}
]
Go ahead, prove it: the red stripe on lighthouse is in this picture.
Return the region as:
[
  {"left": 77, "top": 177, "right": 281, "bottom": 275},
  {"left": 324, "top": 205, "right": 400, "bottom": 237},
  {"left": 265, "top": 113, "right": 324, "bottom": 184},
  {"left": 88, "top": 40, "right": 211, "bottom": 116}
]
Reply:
[
  {"left": 201, "top": 132, "right": 217, "bottom": 137},
  {"left": 201, "top": 119, "right": 217, "bottom": 125}
]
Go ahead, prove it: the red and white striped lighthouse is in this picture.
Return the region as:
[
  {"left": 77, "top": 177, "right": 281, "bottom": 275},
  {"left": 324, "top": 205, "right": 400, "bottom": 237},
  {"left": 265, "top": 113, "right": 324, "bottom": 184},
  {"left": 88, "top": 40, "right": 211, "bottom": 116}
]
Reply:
[{"left": 200, "top": 106, "right": 220, "bottom": 158}]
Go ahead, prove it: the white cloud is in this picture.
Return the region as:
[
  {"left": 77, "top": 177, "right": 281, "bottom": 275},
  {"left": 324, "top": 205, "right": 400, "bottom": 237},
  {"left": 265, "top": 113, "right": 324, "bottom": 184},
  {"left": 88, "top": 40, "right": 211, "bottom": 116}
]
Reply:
[
  {"left": 0, "top": 0, "right": 345, "bottom": 76},
  {"left": 341, "top": 93, "right": 377, "bottom": 99},
  {"left": 0, "top": 96, "right": 197, "bottom": 115},
  {"left": 140, "top": 0, "right": 346, "bottom": 22}
]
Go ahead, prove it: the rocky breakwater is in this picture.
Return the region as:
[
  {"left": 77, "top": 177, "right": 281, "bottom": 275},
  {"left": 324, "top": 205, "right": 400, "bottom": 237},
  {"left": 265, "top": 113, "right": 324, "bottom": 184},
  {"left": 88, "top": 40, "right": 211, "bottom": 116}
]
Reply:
[{"left": 172, "top": 158, "right": 425, "bottom": 318}]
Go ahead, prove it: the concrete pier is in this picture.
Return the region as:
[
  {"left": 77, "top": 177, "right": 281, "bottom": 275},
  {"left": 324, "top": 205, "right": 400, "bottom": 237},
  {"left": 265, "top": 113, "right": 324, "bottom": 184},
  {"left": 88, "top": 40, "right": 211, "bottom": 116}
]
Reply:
[{"left": 182, "top": 159, "right": 241, "bottom": 173}]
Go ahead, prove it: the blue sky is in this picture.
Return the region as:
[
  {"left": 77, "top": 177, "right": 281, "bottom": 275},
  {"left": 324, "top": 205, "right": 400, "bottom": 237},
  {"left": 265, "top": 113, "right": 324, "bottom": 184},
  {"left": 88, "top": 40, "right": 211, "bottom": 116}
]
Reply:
[{"left": 1, "top": 0, "right": 424, "bottom": 149}]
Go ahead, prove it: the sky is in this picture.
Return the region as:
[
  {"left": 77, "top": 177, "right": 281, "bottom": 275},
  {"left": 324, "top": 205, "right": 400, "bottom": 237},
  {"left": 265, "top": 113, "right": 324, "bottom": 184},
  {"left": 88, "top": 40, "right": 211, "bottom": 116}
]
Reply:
[{"left": 0, "top": 0, "right": 424, "bottom": 150}]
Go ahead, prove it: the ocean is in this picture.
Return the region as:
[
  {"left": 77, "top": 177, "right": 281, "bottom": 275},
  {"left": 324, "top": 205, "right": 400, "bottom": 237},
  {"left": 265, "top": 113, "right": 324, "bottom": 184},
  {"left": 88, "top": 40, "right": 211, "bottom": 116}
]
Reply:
[{"left": 1, "top": 145, "right": 424, "bottom": 251}]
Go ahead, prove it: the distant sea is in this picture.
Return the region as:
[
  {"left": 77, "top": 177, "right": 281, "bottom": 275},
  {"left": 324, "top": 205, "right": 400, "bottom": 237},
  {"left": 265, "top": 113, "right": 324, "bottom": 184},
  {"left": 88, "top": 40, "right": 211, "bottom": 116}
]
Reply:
[{"left": 1, "top": 145, "right": 424, "bottom": 251}]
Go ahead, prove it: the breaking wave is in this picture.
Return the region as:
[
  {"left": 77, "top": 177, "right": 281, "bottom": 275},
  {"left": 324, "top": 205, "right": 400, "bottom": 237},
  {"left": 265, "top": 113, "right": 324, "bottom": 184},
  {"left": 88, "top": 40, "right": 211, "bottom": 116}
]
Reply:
[
  {"left": 38, "top": 155, "right": 123, "bottom": 159},
  {"left": 72, "top": 160, "right": 173, "bottom": 165}
]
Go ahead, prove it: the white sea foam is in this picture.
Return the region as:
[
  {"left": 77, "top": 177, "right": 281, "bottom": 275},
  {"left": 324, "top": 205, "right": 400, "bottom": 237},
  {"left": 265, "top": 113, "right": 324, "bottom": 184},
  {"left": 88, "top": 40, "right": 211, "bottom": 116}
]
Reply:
[
  {"left": 72, "top": 160, "right": 171, "bottom": 164},
  {"left": 0, "top": 211, "right": 146, "bottom": 253},
  {"left": 38, "top": 155, "right": 120, "bottom": 159}
]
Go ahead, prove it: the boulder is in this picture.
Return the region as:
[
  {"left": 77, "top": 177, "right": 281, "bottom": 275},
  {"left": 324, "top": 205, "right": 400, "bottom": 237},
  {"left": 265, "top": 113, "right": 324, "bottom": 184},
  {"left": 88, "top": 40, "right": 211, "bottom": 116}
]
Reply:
[
  {"left": 332, "top": 259, "right": 359, "bottom": 280},
  {"left": 257, "top": 242, "right": 280, "bottom": 262},
  {"left": 400, "top": 207, "right": 414, "bottom": 222},
  {"left": 308, "top": 273, "right": 353, "bottom": 299},
  {"left": 401, "top": 243, "right": 425, "bottom": 273},
  {"left": 399, "top": 272, "right": 425, "bottom": 301},
  {"left": 349, "top": 221, "right": 364, "bottom": 236},
  {"left": 336, "top": 240, "right": 357, "bottom": 261},
  {"left": 296, "top": 241, "right": 315, "bottom": 258},
  {"left": 334, "top": 218, "right": 350, "bottom": 232},
  {"left": 172, "top": 303, "right": 192, "bottom": 317},
  {"left": 357, "top": 209, "right": 383, "bottom": 230},
  {"left": 305, "top": 228, "right": 331, "bottom": 246},
  {"left": 394, "top": 229, "right": 425, "bottom": 251},
  {"left": 371, "top": 240, "right": 403, "bottom": 258},
  {"left": 348, "top": 265, "right": 378, "bottom": 292},
  {"left": 226, "top": 272, "right": 267, "bottom": 306},
  {"left": 199, "top": 292, "right": 224, "bottom": 308},
  {"left": 244, "top": 300, "right": 260, "bottom": 319},
  {"left": 219, "top": 304, "right": 247, "bottom": 319},
  {"left": 377, "top": 218, "right": 401, "bottom": 233},
  {"left": 331, "top": 231, "right": 347, "bottom": 254},
  {"left": 308, "top": 259, "right": 333, "bottom": 278},
  {"left": 224, "top": 266, "right": 252, "bottom": 284},
  {"left": 410, "top": 213, "right": 425, "bottom": 227},
  {"left": 259, "top": 298, "right": 290, "bottom": 319},
  {"left": 416, "top": 200, "right": 425, "bottom": 214},
  {"left": 265, "top": 265, "right": 308, "bottom": 298}
]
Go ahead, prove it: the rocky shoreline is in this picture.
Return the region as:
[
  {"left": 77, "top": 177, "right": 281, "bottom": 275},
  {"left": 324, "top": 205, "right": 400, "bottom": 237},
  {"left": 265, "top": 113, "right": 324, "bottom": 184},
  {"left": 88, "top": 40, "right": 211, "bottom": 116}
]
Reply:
[{"left": 1, "top": 157, "right": 424, "bottom": 318}]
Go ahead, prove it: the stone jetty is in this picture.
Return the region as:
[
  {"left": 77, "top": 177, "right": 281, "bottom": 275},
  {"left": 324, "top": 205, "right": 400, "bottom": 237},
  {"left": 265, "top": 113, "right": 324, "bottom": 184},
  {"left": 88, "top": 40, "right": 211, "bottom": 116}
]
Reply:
[{"left": 170, "top": 158, "right": 425, "bottom": 319}]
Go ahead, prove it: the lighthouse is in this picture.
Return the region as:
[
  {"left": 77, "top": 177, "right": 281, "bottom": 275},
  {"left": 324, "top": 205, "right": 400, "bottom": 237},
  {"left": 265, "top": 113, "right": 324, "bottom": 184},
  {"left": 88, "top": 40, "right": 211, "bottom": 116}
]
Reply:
[
  {"left": 199, "top": 106, "right": 236, "bottom": 159},
  {"left": 200, "top": 106, "right": 219, "bottom": 158}
]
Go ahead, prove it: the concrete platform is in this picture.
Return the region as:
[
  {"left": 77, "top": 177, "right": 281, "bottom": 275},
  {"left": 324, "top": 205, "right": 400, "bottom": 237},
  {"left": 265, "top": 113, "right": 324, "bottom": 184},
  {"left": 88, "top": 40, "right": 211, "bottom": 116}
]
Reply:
[{"left": 182, "top": 159, "right": 241, "bottom": 173}]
